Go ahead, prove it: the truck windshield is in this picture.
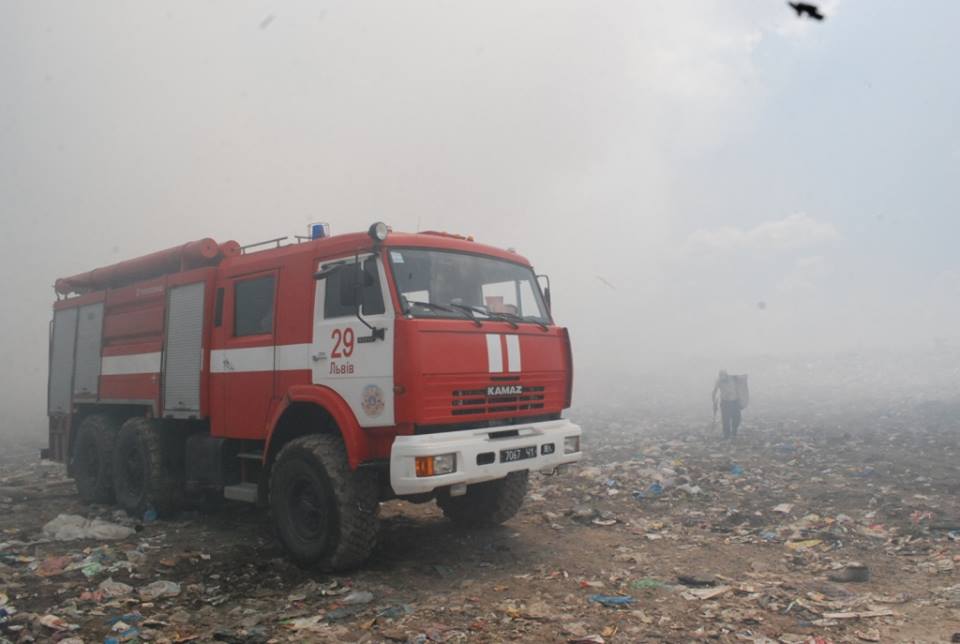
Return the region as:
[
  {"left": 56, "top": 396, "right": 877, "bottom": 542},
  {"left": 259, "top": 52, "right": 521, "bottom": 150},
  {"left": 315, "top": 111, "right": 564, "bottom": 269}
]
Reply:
[{"left": 387, "top": 248, "right": 550, "bottom": 324}]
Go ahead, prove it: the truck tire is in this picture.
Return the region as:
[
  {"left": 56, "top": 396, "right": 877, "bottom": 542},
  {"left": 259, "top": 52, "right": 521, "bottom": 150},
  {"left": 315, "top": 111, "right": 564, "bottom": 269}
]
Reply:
[
  {"left": 269, "top": 434, "right": 379, "bottom": 571},
  {"left": 437, "top": 470, "right": 529, "bottom": 527},
  {"left": 70, "top": 414, "right": 120, "bottom": 504},
  {"left": 112, "top": 417, "right": 181, "bottom": 518}
]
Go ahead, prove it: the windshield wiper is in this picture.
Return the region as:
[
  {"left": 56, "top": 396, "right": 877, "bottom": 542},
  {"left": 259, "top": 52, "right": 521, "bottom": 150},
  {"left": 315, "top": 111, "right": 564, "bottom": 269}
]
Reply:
[
  {"left": 449, "top": 303, "right": 521, "bottom": 329},
  {"left": 405, "top": 300, "right": 481, "bottom": 327},
  {"left": 518, "top": 315, "right": 550, "bottom": 332},
  {"left": 452, "top": 303, "right": 550, "bottom": 331},
  {"left": 494, "top": 309, "right": 550, "bottom": 332},
  {"left": 444, "top": 302, "right": 487, "bottom": 327}
]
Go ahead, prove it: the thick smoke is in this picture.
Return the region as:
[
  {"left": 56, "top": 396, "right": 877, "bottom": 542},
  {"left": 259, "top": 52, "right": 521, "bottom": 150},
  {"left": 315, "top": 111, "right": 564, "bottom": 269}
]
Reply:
[{"left": 1, "top": 1, "right": 958, "bottom": 439}]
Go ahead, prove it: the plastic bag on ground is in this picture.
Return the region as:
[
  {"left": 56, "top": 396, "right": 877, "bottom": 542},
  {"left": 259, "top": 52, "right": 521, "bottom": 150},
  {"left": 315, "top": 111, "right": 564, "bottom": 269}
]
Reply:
[
  {"left": 42, "top": 514, "right": 135, "bottom": 541},
  {"left": 99, "top": 578, "right": 135, "bottom": 598},
  {"left": 139, "top": 580, "right": 181, "bottom": 600},
  {"left": 587, "top": 594, "right": 633, "bottom": 608}
]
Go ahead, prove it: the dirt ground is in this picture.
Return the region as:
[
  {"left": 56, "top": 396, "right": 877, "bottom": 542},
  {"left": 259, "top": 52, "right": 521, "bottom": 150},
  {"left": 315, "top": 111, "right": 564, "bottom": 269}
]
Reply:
[{"left": 3, "top": 399, "right": 960, "bottom": 643}]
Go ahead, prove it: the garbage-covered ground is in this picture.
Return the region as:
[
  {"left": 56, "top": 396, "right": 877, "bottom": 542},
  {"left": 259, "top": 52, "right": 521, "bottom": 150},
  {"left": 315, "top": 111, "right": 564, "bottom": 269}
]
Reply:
[{"left": 3, "top": 398, "right": 960, "bottom": 643}]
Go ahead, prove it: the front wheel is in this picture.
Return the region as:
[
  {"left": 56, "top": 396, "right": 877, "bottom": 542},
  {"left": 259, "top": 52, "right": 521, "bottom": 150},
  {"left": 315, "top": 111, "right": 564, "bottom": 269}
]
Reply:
[
  {"left": 269, "top": 434, "right": 379, "bottom": 571},
  {"left": 437, "top": 470, "right": 529, "bottom": 527}
]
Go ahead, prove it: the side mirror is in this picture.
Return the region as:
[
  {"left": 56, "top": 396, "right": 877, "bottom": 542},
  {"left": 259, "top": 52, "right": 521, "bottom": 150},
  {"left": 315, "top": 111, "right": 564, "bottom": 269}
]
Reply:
[{"left": 537, "top": 274, "right": 552, "bottom": 310}]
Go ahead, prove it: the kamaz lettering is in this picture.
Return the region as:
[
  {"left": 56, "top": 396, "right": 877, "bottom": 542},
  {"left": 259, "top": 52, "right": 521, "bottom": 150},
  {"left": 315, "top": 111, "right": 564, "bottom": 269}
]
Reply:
[{"left": 487, "top": 385, "right": 523, "bottom": 396}]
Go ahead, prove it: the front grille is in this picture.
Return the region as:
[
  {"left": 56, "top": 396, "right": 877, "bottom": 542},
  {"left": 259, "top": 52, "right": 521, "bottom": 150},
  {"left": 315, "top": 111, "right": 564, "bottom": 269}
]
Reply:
[
  {"left": 451, "top": 385, "right": 546, "bottom": 416},
  {"left": 420, "top": 371, "right": 565, "bottom": 426}
]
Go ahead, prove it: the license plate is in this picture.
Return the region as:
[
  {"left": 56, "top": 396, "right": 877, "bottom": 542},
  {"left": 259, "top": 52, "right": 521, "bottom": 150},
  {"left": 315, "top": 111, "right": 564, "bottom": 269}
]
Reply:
[{"left": 500, "top": 446, "right": 537, "bottom": 463}]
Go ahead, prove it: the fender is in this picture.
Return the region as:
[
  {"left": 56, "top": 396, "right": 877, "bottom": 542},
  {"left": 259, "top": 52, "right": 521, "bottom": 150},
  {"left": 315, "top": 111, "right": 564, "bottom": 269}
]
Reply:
[{"left": 264, "top": 384, "right": 372, "bottom": 469}]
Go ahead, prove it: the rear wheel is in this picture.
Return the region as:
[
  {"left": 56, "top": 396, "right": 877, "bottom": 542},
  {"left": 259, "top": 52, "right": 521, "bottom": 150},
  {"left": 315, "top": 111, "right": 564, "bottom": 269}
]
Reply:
[
  {"left": 437, "top": 471, "right": 529, "bottom": 527},
  {"left": 269, "top": 434, "right": 379, "bottom": 571},
  {"left": 112, "top": 418, "right": 182, "bottom": 518},
  {"left": 70, "top": 414, "right": 120, "bottom": 504}
]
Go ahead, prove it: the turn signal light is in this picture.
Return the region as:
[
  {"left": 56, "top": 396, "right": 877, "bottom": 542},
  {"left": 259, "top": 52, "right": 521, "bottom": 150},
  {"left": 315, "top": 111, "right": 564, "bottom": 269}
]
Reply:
[{"left": 415, "top": 454, "right": 456, "bottom": 477}]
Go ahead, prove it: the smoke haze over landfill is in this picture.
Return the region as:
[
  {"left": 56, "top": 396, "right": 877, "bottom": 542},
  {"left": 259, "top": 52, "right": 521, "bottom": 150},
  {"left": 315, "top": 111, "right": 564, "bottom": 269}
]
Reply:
[{"left": 2, "top": 1, "right": 959, "bottom": 436}]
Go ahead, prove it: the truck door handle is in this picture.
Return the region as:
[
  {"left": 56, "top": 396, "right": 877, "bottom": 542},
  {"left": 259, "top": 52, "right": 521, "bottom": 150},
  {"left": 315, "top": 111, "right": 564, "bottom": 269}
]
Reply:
[
  {"left": 222, "top": 358, "right": 235, "bottom": 371},
  {"left": 312, "top": 352, "right": 327, "bottom": 362}
]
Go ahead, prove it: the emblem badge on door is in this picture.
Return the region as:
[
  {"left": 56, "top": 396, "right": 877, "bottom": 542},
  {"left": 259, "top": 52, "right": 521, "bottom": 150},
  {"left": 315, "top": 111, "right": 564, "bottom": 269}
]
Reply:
[{"left": 361, "top": 384, "right": 385, "bottom": 418}]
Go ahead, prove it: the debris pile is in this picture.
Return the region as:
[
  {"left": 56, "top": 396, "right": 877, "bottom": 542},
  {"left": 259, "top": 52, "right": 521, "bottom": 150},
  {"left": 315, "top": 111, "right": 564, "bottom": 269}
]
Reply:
[{"left": 1, "top": 396, "right": 959, "bottom": 642}]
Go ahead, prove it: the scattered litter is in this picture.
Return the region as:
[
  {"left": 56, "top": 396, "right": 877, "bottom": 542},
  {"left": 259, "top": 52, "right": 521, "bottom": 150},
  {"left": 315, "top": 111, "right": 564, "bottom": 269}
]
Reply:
[
  {"left": 284, "top": 615, "right": 325, "bottom": 631},
  {"left": 827, "top": 563, "right": 870, "bottom": 583},
  {"left": 38, "top": 614, "right": 79, "bottom": 631},
  {"left": 376, "top": 604, "right": 414, "bottom": 620},
  {"left": 681, "top": 585, "right": 732, "bottom": 601},
  {"left": 3, "top": 394, "right": 958, "bottom": 641},
  {"left": 587, "top": 594, "right": 633, "bottom": 608},
  {"left": 36, "top": 554, "right": 73, "bottom": 576},
  {"left": 139, "top": 580, "right": 181, "bottom": 600},
  {"left": 819, "top": 609, "right": 895, "bottom": 620},
  {"left": 341, "top": 590, "right": 374, "bottom": 605},
  {"left": 326, "top": 604, "right": 369, "bottom": 621},
  {"left": 677, "top": 574, "right": 715, "bottom": 587},
  {"left": 99, "top": 578, "right": 135, "bottom": 598},
  {"left": 786, "top": 539, "right": 823, "bottom": 550},
  {"left": 42, "top": 514, "right": 135, "bottom": 541}
]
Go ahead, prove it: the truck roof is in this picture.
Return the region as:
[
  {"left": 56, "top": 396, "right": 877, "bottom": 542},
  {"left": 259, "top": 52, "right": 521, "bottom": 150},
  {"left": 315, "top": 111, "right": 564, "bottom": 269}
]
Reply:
[
  {"left": 53, "top": 229, "right": 533, "bottom": 301},
  {"left": 227, "top": 230, "right": 532, "bottom": 268}
]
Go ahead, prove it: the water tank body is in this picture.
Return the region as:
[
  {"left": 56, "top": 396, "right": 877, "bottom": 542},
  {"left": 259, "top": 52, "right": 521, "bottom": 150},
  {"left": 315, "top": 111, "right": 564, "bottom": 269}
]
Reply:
[{"left": 55, "top": 238, "right": 237, "bottom": 295}]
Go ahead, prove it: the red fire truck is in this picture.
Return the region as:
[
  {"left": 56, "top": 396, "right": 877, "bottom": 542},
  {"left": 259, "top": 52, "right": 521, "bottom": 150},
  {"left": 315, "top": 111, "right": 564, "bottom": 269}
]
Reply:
[{"left": 46, "top": 223, "right": 581, "bottom": 569}]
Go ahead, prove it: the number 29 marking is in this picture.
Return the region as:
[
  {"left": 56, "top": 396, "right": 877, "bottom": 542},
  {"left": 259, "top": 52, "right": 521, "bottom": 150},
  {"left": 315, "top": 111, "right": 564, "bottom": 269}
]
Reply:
[{"left": 331, "top": 327, "right": 355, "bottom": 358}]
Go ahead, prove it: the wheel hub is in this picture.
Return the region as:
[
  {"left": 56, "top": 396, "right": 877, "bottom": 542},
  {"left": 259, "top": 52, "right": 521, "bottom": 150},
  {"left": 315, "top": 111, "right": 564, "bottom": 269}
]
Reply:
[
  {"left": 122, "top": 445, "right": 145, "bottom": 497},
  {"left": 288, "top": 476, "right": 327, "bottom": 540}
]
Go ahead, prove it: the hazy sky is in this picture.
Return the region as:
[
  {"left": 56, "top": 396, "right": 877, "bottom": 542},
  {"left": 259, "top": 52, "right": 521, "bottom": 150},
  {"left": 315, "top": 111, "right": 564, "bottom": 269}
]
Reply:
[{"left": 2, "top": 1, "right": 958, "bottom": 430}]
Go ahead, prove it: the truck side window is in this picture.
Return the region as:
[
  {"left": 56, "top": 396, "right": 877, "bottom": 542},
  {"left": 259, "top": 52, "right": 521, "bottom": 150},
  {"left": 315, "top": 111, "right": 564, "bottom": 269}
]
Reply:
[
  {"left": 324, "top": 258, "right": 385, "bottom": 319},
  {"left": 214, "top": 287, "right": 224, "bottom": 327},
  {"left": 234, "top": 275, "right": 275, "bottom": 336}
]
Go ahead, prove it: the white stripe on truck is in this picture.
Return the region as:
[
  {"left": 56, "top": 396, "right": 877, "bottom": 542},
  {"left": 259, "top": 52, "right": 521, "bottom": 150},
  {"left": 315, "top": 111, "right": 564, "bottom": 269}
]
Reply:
[
  {"left": 101, "top": 344, "right": 313, "bottom": 377},
  {"left": 210, "top": 344, "right": 312, "bottom": 373},
  {"left": 486, "top": 334, "right": 503, "bottom": 373},
  {"left": 486, "top": 334, "right": 522, "bottom": 374},
  {"left": 505, "top": 334, "right": 521, "bottom": 373},
  {"left": 101, "top": 352, "right": 162, "bottom": 375}
]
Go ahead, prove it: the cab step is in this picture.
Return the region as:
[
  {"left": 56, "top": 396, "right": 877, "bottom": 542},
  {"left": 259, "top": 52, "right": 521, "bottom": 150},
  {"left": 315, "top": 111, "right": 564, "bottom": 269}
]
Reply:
[
  {"left": 237, "top": 451, "right": 264, "bottom": 461},
  {"left": 223, "top": 482, "right": 258, "bottom": 503}
]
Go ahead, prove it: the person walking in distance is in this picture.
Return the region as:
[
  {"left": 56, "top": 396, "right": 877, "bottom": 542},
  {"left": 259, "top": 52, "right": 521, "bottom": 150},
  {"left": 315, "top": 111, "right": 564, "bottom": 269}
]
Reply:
[{"left": 713, "top": 370, "right": 743, "bottom": 439}]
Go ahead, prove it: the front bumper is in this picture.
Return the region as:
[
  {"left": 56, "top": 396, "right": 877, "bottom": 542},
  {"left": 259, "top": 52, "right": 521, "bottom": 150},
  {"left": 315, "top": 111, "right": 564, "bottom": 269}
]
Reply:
[{"left": 390, "top": 418, "right": 582, "bottom": 495}]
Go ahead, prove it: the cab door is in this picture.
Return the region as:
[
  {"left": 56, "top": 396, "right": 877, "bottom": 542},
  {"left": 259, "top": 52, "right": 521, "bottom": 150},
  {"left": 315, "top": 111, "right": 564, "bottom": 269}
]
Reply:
[
  {"left": 312, "top": 254, "right": 395, "bottom": 427},
  {"left": 210, "top": 270, "right": 278, "bottom": 438}
]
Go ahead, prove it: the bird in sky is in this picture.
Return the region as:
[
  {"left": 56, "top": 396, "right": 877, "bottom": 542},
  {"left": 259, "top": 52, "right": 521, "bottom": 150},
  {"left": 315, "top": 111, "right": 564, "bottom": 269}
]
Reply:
[
  {"left": 788, "top": 2, "right": 825, "bottom": 21},
  {"left": 595, "top": 276, "right": 616, "bottom": 290}
]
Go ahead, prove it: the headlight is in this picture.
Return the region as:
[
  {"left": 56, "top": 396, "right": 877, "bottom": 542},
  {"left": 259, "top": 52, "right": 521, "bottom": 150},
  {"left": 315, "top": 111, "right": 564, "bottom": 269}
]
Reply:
[
  {"left": 368, "top": 221, "right": 389, "bottom": 242},
  {"left": 563, "top": 436, "right": 580, "bottom": 454},
  {"left": 415, "top": 454, "right": 456, "bottom": 477}
]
